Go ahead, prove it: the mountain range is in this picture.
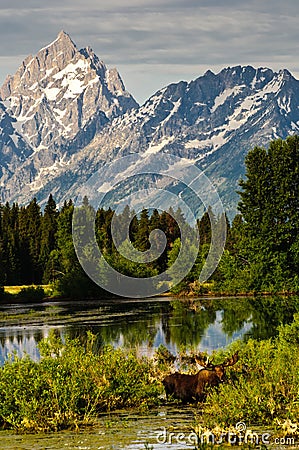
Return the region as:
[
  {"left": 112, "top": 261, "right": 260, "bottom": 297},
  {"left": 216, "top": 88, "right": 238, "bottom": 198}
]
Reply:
[{"left": 1, "top": 31, "right": 299, "bottom": 218}]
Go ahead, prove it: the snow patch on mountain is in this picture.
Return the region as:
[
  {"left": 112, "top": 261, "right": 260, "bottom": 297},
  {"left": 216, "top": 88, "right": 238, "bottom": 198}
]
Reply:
[
  {"left": 144, "top": 137, "right": 175, "bottom": 156},
  {"left": 211, "top": 86, "right": 245, "bottom": 113}
]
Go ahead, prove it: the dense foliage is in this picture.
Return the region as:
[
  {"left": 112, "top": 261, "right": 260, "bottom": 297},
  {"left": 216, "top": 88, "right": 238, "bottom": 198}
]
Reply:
[
  {"left": 0, "top": 331, "right": 162, "bottom": 432},
  {"left": 0, "top": 195, "right": 219, "bottom": 297},
  {"left": 203, "top": 313, "right": 299, "bottom": 435},
  {"left": 1, "top": 315, "right": 299, "bottom": 436},
  {"left": 0, "top": 135, "right": 299, "bottom": 441},
  {"left": 216, "top": 135, "right": 299, "bottom": 294},
  {"left": 1, "top": 135, "right": 299, "bottom": 297}
]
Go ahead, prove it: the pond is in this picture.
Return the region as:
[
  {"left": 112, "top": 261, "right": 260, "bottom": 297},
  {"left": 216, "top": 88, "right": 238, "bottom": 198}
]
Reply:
[
  {"left": 0, "top": 295, "right": 298, "bottom": 449},
  {"left": 0, "top": 295, "right": 298, "bottom": 365}
]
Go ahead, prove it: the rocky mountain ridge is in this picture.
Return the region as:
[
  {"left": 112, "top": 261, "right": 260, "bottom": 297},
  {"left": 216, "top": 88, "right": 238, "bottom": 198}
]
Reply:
[
  {"left": 0, "top": 31, "right": 137, "bottom": 198},
  {"left": 1, "top": 32, "right": 299, "bottom": 217}
]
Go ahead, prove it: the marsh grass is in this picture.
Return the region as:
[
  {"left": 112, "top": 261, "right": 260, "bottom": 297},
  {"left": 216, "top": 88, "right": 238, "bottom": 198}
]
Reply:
[
  {"left": 1, "top": 285, "right": 47, "bottom": 303},
  {"left": 4, "top": 285, "right": 52, "bottom": 296}
]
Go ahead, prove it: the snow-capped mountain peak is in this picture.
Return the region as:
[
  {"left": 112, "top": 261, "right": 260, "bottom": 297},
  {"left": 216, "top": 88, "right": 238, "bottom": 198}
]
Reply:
[
  {"left": 0, "top": 31, "right": 137, "bottom": 149},
  {"left": 0, "top": 35, "right": 299, "bottom": 217},
  {"left": 0, "top": 32, "right": 138, "bottom": 202}
]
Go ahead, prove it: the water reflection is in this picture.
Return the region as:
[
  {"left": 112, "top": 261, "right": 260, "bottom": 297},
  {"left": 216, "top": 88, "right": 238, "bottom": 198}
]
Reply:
[{"left": 0, "top": 296, "right": 298, "bottom": 364}]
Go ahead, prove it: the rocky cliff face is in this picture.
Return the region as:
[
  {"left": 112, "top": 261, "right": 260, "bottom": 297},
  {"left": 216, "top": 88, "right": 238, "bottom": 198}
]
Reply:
[
  {"left": 31, "top": 65, "right": 298, "bottom": 215},
  {"left": 1, "top": 33, "right": 299, "bottom": 216}
]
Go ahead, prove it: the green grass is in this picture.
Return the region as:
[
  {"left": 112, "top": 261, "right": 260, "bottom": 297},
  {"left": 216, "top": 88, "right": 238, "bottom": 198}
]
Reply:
[
  {"left": 4, "top": 285, "right": 53, "bottom": 296},
  {"left": 200, "top": 315, "right": 299, "bottom": 438}
]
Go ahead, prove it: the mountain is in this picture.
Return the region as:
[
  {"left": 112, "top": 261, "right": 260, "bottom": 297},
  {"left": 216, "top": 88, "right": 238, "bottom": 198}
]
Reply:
[
  {"left": 1, "top": 33, "right": 299, "bottom": 217},
  {"left": 0, "top": 31, "right": 138, "bottom": 202}
]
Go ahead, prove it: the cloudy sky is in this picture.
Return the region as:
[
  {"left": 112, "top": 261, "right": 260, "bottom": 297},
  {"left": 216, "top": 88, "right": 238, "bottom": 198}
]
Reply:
[{"left": 0, "top": 0, "right": 298, "bottom": 104}]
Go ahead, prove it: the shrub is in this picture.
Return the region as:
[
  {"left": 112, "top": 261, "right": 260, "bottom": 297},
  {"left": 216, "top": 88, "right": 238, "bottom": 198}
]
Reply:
[
  {"left": 202, "top": 317, "right": 299, "bottom": 428},
  {"left": 0, "top": 332, "right": 162, "bottom": 432},
  {"left": 16, "top": 286, "right": 45, "bottom": 302}
]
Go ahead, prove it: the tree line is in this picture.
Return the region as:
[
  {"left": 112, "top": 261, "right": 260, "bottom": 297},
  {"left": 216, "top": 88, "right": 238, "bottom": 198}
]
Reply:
[
  {"left": 0, "top": 193, "right": 222, "bottom": 297},
  {"left": 0, "top": 135, "right": 299, "bottom": 297}
]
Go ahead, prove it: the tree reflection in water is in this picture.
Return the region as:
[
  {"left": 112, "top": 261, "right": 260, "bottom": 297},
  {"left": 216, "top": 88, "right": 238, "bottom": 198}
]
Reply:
[{"left": 0, "top": 296, "right": 298, "bottom": 363}]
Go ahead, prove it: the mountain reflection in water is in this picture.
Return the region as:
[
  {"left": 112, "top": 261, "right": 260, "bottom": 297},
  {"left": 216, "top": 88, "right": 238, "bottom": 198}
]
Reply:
[{"left": 0, "top": 296, "right": 298, "bottom": 364}]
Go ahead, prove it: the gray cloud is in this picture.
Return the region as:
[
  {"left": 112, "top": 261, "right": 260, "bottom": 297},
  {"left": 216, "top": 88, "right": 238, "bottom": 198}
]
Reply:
[{"left": 0, "top": 0, "right": 298, "bottom": 103}]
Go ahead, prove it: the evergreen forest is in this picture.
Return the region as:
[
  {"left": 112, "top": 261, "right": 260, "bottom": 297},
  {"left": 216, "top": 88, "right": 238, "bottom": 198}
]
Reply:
[{"left": 0, "top": 135, "right": 299, "bottom": 299}]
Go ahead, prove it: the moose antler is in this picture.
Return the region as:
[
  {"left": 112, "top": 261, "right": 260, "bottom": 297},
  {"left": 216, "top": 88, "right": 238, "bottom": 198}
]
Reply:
[
  {"left": 194, "top": 354, "right": 214, "bottom": 369},
  {"left": 223, "top": 351, "right": 239, "bottom": 367}
]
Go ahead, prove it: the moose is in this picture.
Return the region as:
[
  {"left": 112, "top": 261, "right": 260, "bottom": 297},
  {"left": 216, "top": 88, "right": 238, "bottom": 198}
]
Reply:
[{"left": 162, "top": 352, "right": 239, "bottom": 403}]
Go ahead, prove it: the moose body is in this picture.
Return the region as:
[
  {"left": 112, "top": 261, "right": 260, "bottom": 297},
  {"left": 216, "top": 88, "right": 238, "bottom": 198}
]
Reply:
[{"left": 162, "top": 352, "right": 238, "bottom": 403}]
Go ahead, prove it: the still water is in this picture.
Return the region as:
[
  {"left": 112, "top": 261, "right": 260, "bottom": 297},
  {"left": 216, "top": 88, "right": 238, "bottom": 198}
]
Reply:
[
  {"left": 0, "top": 295, "right": 296, "bottom": 364},
  {"left": 0, "top": 296, "right": 256, "bottom": 364}
]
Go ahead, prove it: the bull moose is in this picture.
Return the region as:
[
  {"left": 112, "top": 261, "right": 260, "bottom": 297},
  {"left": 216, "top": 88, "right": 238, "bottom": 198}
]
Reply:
[{"left": 162, "top": 352, "right": 239, "bottom": 403}]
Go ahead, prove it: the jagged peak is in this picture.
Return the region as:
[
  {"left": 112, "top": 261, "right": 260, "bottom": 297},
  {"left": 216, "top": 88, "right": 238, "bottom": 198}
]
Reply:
[
  {"left": 204, "top": 69, "right": 215, "bottom": 77},
  {"left": 38, "top": 30, "right": 77, "bottom": 55},
  {"left": 80, "top": 46, "right": 104, "bottom": 66},
  {"left": 84, "top": 45, "right": 95, "bottom": 56},
  {"left": 215, "top": 65, "right": 296, "bottom": 84},
  {"left": 45, "top": 30, "right": 77, "bottom": 52},
  {"left": 57, "top": 30, "right": 72, "bottom": 41},
  {"left": 278, "top": 68, "right": 294, "bottom": 81},
  {"left": 191, "top": 65, "right": 278, "bottom": 91}
]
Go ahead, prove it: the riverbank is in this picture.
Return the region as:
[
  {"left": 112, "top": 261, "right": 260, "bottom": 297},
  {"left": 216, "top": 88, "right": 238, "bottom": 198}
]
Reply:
[
  {"left": 2, "top": 283, "right": 298, "bottom": 305},
  {"left": 0, "top": 408, "right": 297, "bottom": 449},
  {"left": 0, "top": 406, "right": 198, "bottom": 450}
]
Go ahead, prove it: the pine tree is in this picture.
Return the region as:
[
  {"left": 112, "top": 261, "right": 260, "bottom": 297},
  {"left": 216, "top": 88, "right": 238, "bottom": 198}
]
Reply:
[
  {"left": 0, "top": 203, "right": 8, "bottom": 285},
  {"left": 149, "top": 209, "right": 161, "bottom": 232},
  {"left": 95, "top": 207, "right": 114, "bottom": 255},
  {"left": 197, "top": 206, "right": 216, "bottom": 246},
  {"left": 40, "top": 194, "right": 58, "bottom": 282},
  {"left": 3, "top": 202, "right": 21, "bottom": 284},
  {"left": 56, "top": 200, "right": 76, "bottom": 274},
  {"left": 25, "top": 198, "right": 42, "bottom": 283},
  {"left": 135, "top": 208, "right": 150, "bottom": 251}
]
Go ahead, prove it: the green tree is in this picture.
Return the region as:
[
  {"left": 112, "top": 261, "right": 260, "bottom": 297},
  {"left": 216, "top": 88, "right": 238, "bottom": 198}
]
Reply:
[
  {"left": 0, "top": 202, "right": 20, "bottom": 284},
  {"left": 238, "top": 135, "right": 299, "bottom": 291},
  {"left": 23, "top": 198, "right": 42, "bottom": 283},
  {"left": 109, "top": 238, "right": 158, "bottom": 279},
  {"left": 40, "top": 194, "right": 58, "bottom": 282},
  {"left": 50, "top": 200, "right": 76, "bottom": 290},
  {"left": 55, "top": 199, "right": 110, "bottom": 298},
  {"left": 197, "top": 206, "right": 215, "bottom": 246},
  {"left": 95, "top": 207, "right": 114, "bottom": 255},
  {"left": 134, "top": 208, "right": 150, "bottom": 252},
  {"left": 167, "top": 237, "right": 198, "bottom": 294}
]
